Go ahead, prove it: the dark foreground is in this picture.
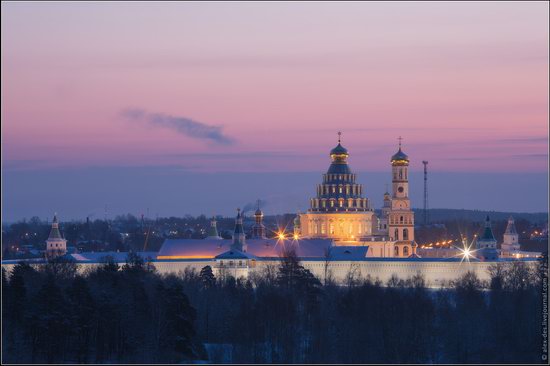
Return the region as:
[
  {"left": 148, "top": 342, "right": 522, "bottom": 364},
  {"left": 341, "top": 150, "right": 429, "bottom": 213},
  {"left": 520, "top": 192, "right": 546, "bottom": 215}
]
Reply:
[{"left": 2, "top": 252, "right": 548, "bottom": 364}]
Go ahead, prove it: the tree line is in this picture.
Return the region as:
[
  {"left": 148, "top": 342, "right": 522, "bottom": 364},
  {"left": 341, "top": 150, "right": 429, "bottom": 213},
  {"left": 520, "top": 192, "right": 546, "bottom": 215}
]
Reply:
[{"left": 2, "top": 251, "right": 548, "bottom": 363}]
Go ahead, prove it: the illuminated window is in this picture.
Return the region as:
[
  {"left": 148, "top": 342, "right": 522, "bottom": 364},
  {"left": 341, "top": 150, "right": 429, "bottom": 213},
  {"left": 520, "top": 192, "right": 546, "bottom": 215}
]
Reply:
[
  {"left": 329, "top": 224, "right": 335, "bottom": 234},
  {"left": 339, "top": 187, "right": 342, "bottom": 193},
  {"left": 330, "top": 200, "right": 335, "bottom": 207},
  {"left": 321, "top": 223, "right": 326, "bottom": 234}
]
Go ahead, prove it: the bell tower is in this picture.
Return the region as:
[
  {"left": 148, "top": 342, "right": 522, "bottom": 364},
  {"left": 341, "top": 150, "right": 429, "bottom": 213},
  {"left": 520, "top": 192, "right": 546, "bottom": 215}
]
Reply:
[{"left": 388, "top": 137, "right": 415, "bottom": 251}]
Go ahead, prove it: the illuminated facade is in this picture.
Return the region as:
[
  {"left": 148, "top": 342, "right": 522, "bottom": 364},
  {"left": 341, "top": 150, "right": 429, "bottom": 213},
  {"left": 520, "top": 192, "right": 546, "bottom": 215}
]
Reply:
[
  {"left": 385, "top": 140, "right": 414, "bottom": 257},
  {"left": 299, "top": 134, "right": 376, "bottom": 241},
  {"left": 299, "top": 135, "right": 415, "bottom": 258}
]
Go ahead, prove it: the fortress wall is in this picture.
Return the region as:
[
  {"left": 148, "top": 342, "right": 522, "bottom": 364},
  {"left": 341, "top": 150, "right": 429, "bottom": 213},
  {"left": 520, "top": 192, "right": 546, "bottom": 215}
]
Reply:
[{"left": 2, "top": 259, "right": 539, "bottom": 288}]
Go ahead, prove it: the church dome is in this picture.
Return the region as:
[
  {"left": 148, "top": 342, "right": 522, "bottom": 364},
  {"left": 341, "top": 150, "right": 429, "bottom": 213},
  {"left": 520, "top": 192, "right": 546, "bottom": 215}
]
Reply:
[
  {"left": 330, "top": 143, "right": 348, "bottom": 157},
  {"left": 391, "top": 148, "right": 409, "bottom": 162}
]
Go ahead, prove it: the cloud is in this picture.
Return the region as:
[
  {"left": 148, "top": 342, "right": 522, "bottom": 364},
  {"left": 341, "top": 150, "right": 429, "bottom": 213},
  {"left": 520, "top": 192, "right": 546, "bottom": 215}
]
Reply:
[{"left": 121, "top": 108, "right": 235, "bottom": 145}]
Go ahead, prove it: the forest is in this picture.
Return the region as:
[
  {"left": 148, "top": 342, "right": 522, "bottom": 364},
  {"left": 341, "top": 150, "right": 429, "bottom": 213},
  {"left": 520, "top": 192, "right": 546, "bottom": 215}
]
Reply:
[{"left": 2, "top": 251, "right": 548, "bottom": 364}]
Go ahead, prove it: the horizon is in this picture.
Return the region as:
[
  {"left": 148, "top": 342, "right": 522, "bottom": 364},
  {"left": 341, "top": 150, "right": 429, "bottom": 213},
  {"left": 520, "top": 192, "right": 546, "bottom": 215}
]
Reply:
[{"left": 2, "top": 1, "right": 549, "bottom": 221}]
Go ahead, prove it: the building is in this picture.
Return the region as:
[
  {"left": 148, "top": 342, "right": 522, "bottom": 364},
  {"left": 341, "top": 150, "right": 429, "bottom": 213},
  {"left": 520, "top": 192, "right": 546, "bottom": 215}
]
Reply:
[
  {"left": 299, "top": 133, "right": 375, "bottom": 241},
  {"left": 251, "top": 201, "right": 267, "bottom": 239},
  {"left": 2, "top": 134, "right": 542, "bottom": 288},
  {"left": 500, "top": 216, "right": 541, "bottom": 258},
  {"left": 45, "top": 214, "right": 67, "bottom": 258},
  {"left": 501, "top": 216, "right": 520, "bottom": 253},
  {"left": 475, "top": 216, "right": 499, "bottom": 261}
]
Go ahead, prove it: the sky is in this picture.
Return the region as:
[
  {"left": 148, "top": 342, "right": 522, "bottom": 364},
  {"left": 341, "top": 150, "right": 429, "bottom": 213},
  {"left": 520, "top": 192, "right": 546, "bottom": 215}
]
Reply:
[{"left": 1, "top": 1, "right": 549, "bottom": 221}]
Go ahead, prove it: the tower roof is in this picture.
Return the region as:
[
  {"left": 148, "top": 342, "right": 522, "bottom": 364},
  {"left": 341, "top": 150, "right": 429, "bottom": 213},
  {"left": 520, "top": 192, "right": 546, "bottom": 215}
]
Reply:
[
  {"left": 391, "top": 148, "right": 409, "bottom": 162},
  {"left": 48, "top": 213, "right": 63, "bottom": 240},
  {"left": 479, "top": 215, "right": 496, "bottom": 241},
  {"left": 505, "top": 216, "right": 518, "bottom": 235},
  {"left": 254, "top": 199, "right": 263, "bottom": 216},
  {"left": 391, "top": 136, "right": 409, "bottom": 163},
  {"left": 234, "top": 209, "right": 244, "bottom": 235},
  {"left": 330, "top": 143, "right": 348, "bottom": 156},
  {"left": 330, "top": 131, "right": 349, "bottom": 156}
]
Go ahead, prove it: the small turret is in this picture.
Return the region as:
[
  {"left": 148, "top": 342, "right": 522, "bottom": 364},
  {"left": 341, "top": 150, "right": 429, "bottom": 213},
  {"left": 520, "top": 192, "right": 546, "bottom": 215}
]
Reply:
[
  {"left": 476, "top": 215, "right": 499, "bottom": 261},
  {"left": 206, "top": 217, "right": 222, "bottom": 240},
  {"left": 251, "top": 200, "right": 267, "bottom": 239},
  {"left": 232, "top": 209, "right": 247, "bottom": 252}
]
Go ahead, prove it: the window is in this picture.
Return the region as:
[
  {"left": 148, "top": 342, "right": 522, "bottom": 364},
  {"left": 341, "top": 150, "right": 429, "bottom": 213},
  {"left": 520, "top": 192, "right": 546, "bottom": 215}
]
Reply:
[
  {"left": 339, "top": 187, "right": 343, "bottom": 193},
  {"left": 220, "top": 261, "right": 224, "bottom": 266},
  {"left": 239, "top": 260, "right": 242, "bottom": 266},
  {"left": 394, "top": 246, "right": 399, "bottom": 256},
  {"left": 329, "top": 223, "right": 335, "bottom": 234},
  {"left": 403, "top": 247, "right": 409, "bottom": 256},
  {"left": 394, "top": 228, "right": 399, "bottom": 240},
  {"left": 403, "top": 228, "right": 409, "bottom": 240},
  {"left": 229, "top": 261, "right": 234, "bottom": 266},
  {"left": 400, "top": 216, "right": 404, "bottom": 223}
]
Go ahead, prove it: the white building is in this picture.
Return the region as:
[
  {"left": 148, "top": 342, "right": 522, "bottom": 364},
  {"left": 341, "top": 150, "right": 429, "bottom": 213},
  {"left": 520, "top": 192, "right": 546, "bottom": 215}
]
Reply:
[{"left": 45, "top": 214, "right": 67, "bottom": 258}]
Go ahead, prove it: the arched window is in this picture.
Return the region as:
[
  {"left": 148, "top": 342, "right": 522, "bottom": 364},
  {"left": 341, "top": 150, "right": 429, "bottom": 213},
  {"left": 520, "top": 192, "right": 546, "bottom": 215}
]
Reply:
[
  {"left": 403, "top": 228, "right": 409, "bottom": 240},
  {"left": 394, "top": 228, "right": 399, "bottom": 240},
  {"left": 403, "top": 247, "right": 409, "bottom": 256},
  {"left": 394, "top": 246, "right": 399, "bottom": 257}
]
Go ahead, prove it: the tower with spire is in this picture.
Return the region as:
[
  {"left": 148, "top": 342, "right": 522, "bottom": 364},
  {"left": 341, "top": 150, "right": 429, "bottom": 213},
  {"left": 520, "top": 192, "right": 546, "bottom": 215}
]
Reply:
[
  {"left": 387, "top": 138, "right": 415, "bottom": 257},
  {"left": 501, "top": 216, "right": 520, "bottom": 254},
  {"left": 476, "top": 215, "right": 499, "bottom": 261},
  {"left": 45, "top": 213, "right": 67, "bottom": 258},
  {"left": 232, "top": 208, "right": 247, "bottom": 252},
  {"left": 251, "top": 200, "right": 267, "bottom": 239},
  {"left": 299, "top": 132, "right": 375, "bottom": 241},
  {"left": 206, "top": 217, "right": 222, "bottom": 240}
]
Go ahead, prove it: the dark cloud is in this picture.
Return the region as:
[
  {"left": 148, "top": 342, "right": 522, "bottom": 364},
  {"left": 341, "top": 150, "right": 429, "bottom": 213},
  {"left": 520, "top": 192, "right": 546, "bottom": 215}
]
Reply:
[{"left": 121, "top": 108, "right": 235, "bottom": 145}]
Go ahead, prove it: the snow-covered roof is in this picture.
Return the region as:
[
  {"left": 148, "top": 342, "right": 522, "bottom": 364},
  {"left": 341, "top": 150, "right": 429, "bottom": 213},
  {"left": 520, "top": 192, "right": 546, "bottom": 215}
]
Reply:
[
  {"left": 68, "top": 251, "right": 157, "bottom": 263},
  {"left": 157, "top": 238, "right": 335, "bottom": 259}
]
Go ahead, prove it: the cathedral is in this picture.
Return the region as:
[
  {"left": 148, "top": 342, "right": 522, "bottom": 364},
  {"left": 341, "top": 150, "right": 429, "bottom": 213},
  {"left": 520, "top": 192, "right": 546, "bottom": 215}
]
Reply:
[
  {"left": 299, "top": 134, "right": 416, "bottom": 258},
  {"left": 1, "top": 133, "right": 542, "bottom": 288}
]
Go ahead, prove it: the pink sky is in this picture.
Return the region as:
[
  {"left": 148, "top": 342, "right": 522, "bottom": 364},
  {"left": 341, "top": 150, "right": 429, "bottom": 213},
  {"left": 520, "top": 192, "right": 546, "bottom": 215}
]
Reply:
[{"left": 2, "top": 1, "right": 548, "bottom": 173}]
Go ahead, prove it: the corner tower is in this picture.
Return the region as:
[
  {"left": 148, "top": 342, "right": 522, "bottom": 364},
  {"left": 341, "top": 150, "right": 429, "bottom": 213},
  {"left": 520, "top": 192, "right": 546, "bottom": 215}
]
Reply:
[{"left": 45, "top": 214, "right": 67, "bottom": 258}]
